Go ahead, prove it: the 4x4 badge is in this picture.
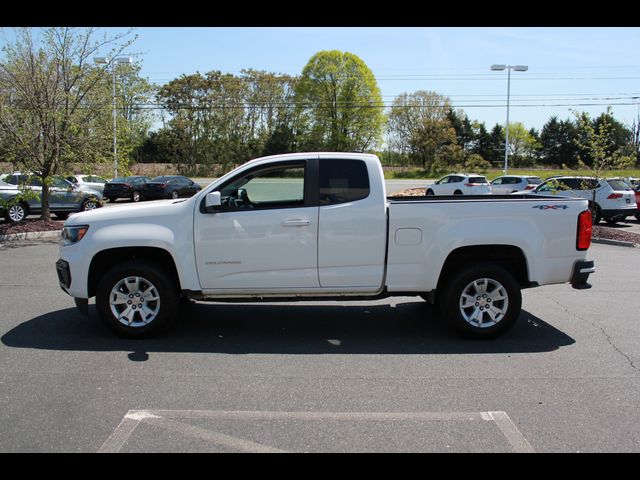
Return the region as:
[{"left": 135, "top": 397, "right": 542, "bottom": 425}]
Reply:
[{"left": 532, "top": 205, "right": 568, "bottom": 210}]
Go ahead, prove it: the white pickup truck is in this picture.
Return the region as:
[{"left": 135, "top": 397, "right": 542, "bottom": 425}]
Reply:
[{"left": 56, "top": 153, "right": 595, "bottom": 339}]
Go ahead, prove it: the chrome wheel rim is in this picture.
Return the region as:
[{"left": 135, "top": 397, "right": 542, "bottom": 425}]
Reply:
[
  {"left": 8, "top": 205, "right": 25, "bottom": 222},
  {"left": 83, "top": 200, "right": 97, "bottom": 210},
  {"left": 459, "top": 278, "right": 509, "bottom": 328},
  {"left": 109, "top": 276, "right": 161, "bottom": 328}
]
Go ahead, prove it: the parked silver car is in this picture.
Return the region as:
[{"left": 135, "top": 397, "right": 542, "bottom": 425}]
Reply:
[
  {"left": 65, "top": 174, "right": 108, "bottom": 193},
  {"left": 0, "top": 173, "right": 103, "bottom": 223}
]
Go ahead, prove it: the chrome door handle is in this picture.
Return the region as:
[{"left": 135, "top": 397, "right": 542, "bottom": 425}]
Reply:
[{"left": 281, "top": 219, "right": 311, "bottom": 227}]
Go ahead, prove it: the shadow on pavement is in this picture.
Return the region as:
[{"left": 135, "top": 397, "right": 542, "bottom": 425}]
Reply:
[{"left": 2, "top": 298, "right": 575, "bottom": 357}]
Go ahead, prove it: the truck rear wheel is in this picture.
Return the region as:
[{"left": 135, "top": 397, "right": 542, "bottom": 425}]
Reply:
[
  {"left": 96, "top": 259, "right": 179, "bottom": 338},
  {"left": 440, "top": 263, "right": 521, "bottom": 339}
]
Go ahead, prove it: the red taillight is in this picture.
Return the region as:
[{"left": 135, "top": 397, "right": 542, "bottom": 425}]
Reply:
[
  {"left": 577, "top": 210, "right": 592, "bottom": 250},
  {"left": 607, "top": 193, "right": 623, "bottom": 199},
  {"left": 525, "top": 185, "right": 536, "bottom": 190},
  {"left": 465, "top": 183, "right": 484, "bottom": 187}
]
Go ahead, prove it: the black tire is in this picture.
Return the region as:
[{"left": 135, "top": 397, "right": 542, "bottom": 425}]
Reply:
[
  {"left": 54, "top": 212, "right": 69, "bottom": 220},
  {"left": 604, "top": 217, "right": 617, "bottom": 226},
  {"left": 4, "top": 202, "right": 28, "bottom": 223},
  {"left": 96, "top": 259, "right": 179, "bottom": 338},
  {"left": 453, "top": 190, "right": 463, "bottom": 195},
  {"left": 81, "top": 198, "right": 99, "bottom": 211},
  {"left": 132, "top": 191, "right": 142, "bottom": 202},
  {"left": 426, "top": 189, "right": 434, "bottom": 196},
  {"left": 439, "top": 263, "right": 521, "bottom": 339},
  {"left": 592, "top": 204, "right": 602, "bottom": 225},
  {"left": 635, "top": 213, "right": 640, "bottom": 222}
]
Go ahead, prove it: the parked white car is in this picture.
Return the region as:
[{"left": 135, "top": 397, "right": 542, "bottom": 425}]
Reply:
[
  {"left": 65, "top": 174, "right": 108, "bottom": 193},
  {"left": 531, "top": 176, "right": 637, "bottom": 224},
  {"left": 491, "top": 175, "right": 542, "bottom": 194},
  {"left": 425, "top": 173, "right": 492, "bottom": 196}
]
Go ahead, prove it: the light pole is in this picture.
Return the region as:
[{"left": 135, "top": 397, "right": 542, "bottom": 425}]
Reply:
[
  {"left": 490, "top": 64, "right": 528, "bottom": 174},
  {"left": 94, "top": 56, "right": 132, "bottom": 179}
]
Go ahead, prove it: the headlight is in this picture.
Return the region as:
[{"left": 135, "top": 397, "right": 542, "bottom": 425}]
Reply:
[{"left": 61, "top": 225, "right": 89, "bottom": 245}]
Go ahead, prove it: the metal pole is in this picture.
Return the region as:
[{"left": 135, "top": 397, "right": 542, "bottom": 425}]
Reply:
[
  {"left": 112, "top": 62, "right": 118, "bottom": 179},
  {"left": 504, "top": 67, "right": 511, "bottom": 174}
]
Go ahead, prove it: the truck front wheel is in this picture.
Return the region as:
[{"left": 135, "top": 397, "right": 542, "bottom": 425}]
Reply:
[
  {"left": 96, "top": 260, "right": 179, "bottom": 338},
  {"left": 440, "top": 263, "right": 521, "bottom": 339}
]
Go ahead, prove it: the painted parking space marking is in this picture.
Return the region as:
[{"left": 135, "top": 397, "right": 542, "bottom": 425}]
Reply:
[{"left": 99, "top": 409, "right": 534, "bottom": 453}]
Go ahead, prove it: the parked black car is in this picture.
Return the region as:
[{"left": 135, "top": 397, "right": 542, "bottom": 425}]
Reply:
[
  {"left": 142, "top": 175, "right": 202, "bottom": 200},
  {"left": 103, "top": 176, "right": 152, "bottom": 202}
]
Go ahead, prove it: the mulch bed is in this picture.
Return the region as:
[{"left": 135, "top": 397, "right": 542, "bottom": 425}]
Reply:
[{"left": 0, "top": 219, "right": 64, "bottom": 236}]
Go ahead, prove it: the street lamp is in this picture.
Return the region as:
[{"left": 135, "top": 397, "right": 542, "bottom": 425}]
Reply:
[
  {"left": 490, "top": 64, "right": 528, "bottom": 174},
  {"left": 94, "top": 56, "right": 133, "bottom": 179}
]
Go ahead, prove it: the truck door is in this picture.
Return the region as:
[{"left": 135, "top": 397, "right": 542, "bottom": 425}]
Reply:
[
  {"left": 317, "top": 156, "right": 387, "bottom": 289},
  {"left": 194, "top": 160, "right": 320, "bottom": 291}
]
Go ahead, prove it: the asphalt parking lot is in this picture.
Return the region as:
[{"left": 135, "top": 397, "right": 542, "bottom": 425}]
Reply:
[{"left": 0, "top": 239, "right": 639, "bottom": 452}]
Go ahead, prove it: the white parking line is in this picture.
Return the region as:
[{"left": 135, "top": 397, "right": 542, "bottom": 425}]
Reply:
[
  {"left": 486, "top": 411, "right": 535, "bottom": 453},
  {"left": 99, "top": 409, "right": 534, "bottom": 453}
]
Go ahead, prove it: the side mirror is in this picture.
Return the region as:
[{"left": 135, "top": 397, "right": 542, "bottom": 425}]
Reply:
[{"left": 205, "top": 191, "right": 222, "bottom": 212}]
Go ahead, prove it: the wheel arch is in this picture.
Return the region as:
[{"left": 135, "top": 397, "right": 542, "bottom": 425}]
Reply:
[
  {"left": 436, "top": 244, "right": 531, "bottom": 295},
  {"left": 88, "top": 247, "right": 181, "bottom": 298}
]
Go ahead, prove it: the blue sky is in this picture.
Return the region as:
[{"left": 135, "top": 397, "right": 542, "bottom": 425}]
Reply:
[{"left": 5, "top": 27, "right": 640, "bottom": 131}]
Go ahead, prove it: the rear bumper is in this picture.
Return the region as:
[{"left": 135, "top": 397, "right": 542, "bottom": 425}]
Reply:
[
  {"left": 601, "top": 207, "right": 637, "bottom": 218},
  {"left": 571, "top": 260, "right": 595, "bottom": 289}
]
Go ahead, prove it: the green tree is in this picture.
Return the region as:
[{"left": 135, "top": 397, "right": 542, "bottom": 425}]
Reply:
[
  {"left": 572, "top": 107, "right": 634, "bottom": 218},
  {"left": 0, "top": 27, "right": 135, "bottom": 219},
  {"left": 487, "top": 123, "right": 505, "bottom": 165},
  {"left": 387, "top": 91, "right": 459, "bottom": 171},
  {"left": 505, "top": 122, "right": 540, "bottom": 167},
  {"left": 573, "top": 107, "right": 634, "bottom": 175},
  {"left": 295, "top": 50, "right": 384, "bottom": 152},
  {"left": 540, "top": 115, "right": 580, "bottom": 167},
  {"left": 154, "top": 70, "right": 299, "bottom": 172}
]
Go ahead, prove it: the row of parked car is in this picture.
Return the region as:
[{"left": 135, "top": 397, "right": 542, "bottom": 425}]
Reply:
[
  {"left": 426, "top": 173, "right": 640, "bottom": 225},
  {"left": 0, "top": 172, "right": 203, "bottom": 223}
]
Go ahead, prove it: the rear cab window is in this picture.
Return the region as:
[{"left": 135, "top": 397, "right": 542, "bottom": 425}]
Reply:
[{"left": 319, "top": 159, "right": 370, "bottom": 205}]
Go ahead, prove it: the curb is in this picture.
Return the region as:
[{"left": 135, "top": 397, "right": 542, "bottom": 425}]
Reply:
[
  {"left": 0, "top": 229, "right": 61, "bottom": 243},
  {"left": 592, "top": 237, "right": 638, "bottom": 248}
]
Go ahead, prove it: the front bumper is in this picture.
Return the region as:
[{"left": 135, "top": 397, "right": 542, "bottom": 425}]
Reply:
[
  {"left": 571, "top": 260, "right": 595, "bottom": 289},
  {"left": 56, "top": 258, "right": 89, "bottom": 316},
  {"left": 56, "top": 258, "right": 71, "bottom": 290}
]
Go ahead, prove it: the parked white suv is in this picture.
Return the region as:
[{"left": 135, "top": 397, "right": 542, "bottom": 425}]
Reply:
[
  {"left": 426, "top": 173, "right": 491, "bottom": 195},
  {"left": 531, "top": 176, "right": 637, "bottom": 224},
  {"left": 491, "top": 175, "right": 542, "bottom": 194}
]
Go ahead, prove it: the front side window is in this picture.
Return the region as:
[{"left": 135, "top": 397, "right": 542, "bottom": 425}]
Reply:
[
  {"left": 319, "top": 159, "right": 370, "bottom": 205},
  {"left": 218, "top": 162, "right": 306, "bottom": 210}
]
